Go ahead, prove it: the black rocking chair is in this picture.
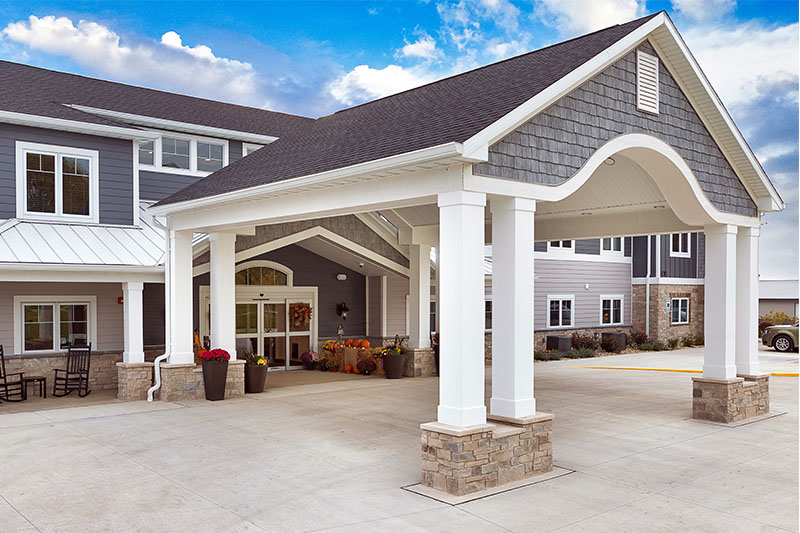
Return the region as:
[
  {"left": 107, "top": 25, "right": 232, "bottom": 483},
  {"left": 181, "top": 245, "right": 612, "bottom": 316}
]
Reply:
[
  {"left": 0, "top": 345, "right": 26, "bottom": 402},
  {"left": 53, "top": 343, "right": 92, "bottom": 397}
]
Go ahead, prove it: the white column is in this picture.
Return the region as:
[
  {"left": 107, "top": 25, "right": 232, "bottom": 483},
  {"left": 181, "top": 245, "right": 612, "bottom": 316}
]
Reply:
[
  {"left": 167, "top": 229, "right": 194, "bottom": 364},
  {"left": 703, "top": 224, "right": 738, "bottom": 379},
  {"left": 736, "top": 226, "right": 760, "bottom": 375},
  {"left": 122, "top": 281, "right": 144, "bottom": 363},
  {"left": 210, "top": 232, "right": 237, "bottom": 359},
  {"left": 434, "top": 247, "right": 440, "bottom": 333},
  {"left": 490, "top": 197, "right": 536, "bottom": 419},
  {"left": 437, "top": 190, "right": 487, "bottom": 427},
  {"left": 409, "top": 244, "right": 432, "bottom": 349}
]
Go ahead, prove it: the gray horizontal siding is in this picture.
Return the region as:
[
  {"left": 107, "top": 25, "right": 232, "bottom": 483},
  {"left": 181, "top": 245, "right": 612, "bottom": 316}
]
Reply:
[
  {"left": 474, "top": 42, "right": 756, "bottom": 216},
  {"left": 0, "top": 123, "right": 133, "bottom": 224},
  {"left": 143, "top": 282, "right": 165, "bottom": 346},
  {"left": 534, "top": 241, "right": 548, "bottom": 252},
  {"left": 575, "top": 239, "right": 600, "bottom": 255},
  {"left": 624, "top": 237, "right": 632, "bottom": 257}
]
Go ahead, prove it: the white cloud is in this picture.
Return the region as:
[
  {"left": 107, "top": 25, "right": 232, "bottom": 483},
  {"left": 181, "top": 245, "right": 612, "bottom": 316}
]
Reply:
[
  {"left": 2, "top": 15, "right": 264, "bottom": 106},
  {"left": 399, "top": 34, "right": 440, "bottom": 59},
  {"left": 534, "top": 0, "right": 646, "bottom": 36},
  {"left": 486, "top": 39, "right": 528, "bottom": 60},
  {"left": 328, "top": 64, "right": 434, "bottom": 106},
  {"left": 682, "top": 22, "right": 799, "bottom": 106},
  {"left": 672, "top": 0, "right": 736, "bottom": 21}
]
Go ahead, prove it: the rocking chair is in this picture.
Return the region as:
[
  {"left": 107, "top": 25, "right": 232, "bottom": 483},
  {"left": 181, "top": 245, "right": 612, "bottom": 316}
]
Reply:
[
  {"left": 53, "top": 343, "right": 92, "bottom": 397},
  {"left": 0, "top": 345, "right": 25, "bottom": 402}
]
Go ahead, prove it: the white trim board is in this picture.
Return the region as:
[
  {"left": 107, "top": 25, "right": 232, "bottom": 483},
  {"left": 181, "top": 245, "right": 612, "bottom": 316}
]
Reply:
[
  {"left": 0, "top": 109, "right": 160, "bottom": 141},
  {"left": 65, "top": 105, "right": 280, "bottom": 145},
  {"left": 632, "top": 277, "right": 704, "bottom": 285},
  {"left": 192, "top": 226, "right": 410, "bottom": 278}
]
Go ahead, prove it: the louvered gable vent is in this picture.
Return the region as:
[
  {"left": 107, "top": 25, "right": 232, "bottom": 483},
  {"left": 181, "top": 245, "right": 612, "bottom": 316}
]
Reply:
[{"left": 636, "top": 50, "right": 659, "bottom": 114}]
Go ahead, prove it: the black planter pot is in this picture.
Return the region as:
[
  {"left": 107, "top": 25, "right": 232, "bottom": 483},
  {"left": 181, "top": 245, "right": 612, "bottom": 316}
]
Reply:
[
  {"left": 383, "top": 352, "right": 406, "bottom": 379},
  {"left": 201, "top": 359, "right": 228, "bottom": 401},
  {"left": 433, "top": 344, "right": 440, "bottom": 376},
  {"left": 304, "top": 362, "right": 315, "bottom": 370},
  {"left": 244, "top": 364, "right": 268, "bottom": 393}
]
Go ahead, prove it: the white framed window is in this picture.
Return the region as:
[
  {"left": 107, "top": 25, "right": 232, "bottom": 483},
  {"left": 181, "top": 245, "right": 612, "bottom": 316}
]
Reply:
[
  {"left": 485, "top": 300, "right": 492, "bottom": 331},
  {"left": 547, "top": 295, "right": 574, "bottom": 328},
  {"left": 13, "top": 295, "right": 97, "bottom": 354},
  {"left": 242, "top": 143, "right": 264, "bottom": 157},
  {"left": 670, "top": 233, "right": 691, "bottom": 257},
  {"left": 548, "top": 240, "right": 574, "bottom": 254},
  {"left": 601, "top": 237, "right": 623, "bottom": 254},
  {"left": 671, "top": 297, "right": 690, "bottom": 324},
  {"left": 137, "top": 131, "right": 229, "bottom": 177},
  {"left": 15, "top": 142, "right": 99, "bottom": 223},
  {"left": 600, "top": 295, "right": 623, "bottom": 325}
]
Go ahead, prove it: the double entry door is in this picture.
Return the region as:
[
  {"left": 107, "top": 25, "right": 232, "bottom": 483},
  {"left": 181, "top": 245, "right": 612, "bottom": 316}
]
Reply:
[{"left": 235, "top": 296, "right": 313, "bottom": 370}]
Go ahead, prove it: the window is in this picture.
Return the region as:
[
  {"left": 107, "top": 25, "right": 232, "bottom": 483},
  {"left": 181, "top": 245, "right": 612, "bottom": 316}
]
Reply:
[
  {"left": 547, "top": 295, "right": 574, "bottom": 328},
  {"left": 14, "top": 296, "right": 96, "bottom": 353},
  {"left": 601, "top": 296, "right": 623, "bottom": 325},
  {"left": 602, "top": 237, "right": 622, "bottom": 253},
  {"left": 197, "top": 142, "right": 224, "bottom": 172},
  {"left": 636, "top": 50, "right": 659, "bottom": 114},
  {"left": 485, "top": 300, "right": 492, "bottom": 330},
  {"left": 138, "top": 140, "right": 154, "bottom": 165},
  {"left": 235, "top": 266, "right": 288, "bottom": 286},
  {"left": 671, "top": 297, "right": 689, "bottom": 324},
  {"left": 670, "top": 233, "right": 690, "bottom": 257},
  {"left": 137, "top": 133, "right": 228, "bottom": 176},
  {"left": 549, "top": 240, "right": 572, "bottom": 249},
  {"left": 16, "top": 142, "right": 98, "bottom": 222},
  {"left": 242, "top": 143, "right": 264, "bottom": 157},
  {"left": 161, "top": 137, "right": 190, "bottom": 169}
]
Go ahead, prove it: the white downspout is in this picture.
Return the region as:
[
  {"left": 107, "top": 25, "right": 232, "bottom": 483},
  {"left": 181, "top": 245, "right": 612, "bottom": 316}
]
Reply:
[
  {"left": 148, "top": 214, "right": 170, "bottom": 402},
  {"left": 645, "top": 235, "right": 651, "bottom": 337}
]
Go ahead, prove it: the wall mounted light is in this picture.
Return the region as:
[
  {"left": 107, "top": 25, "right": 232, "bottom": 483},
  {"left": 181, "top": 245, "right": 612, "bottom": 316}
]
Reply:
[
  {"left": 336, "top": 302, "right": 350, "bottom": 320},
  {"left": 336, "top": 273, "right": 347, "bottom": 281}
]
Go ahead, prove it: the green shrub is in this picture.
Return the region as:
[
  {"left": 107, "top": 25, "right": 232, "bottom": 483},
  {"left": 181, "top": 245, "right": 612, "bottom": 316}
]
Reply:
[
  {"left": 668, "top": 338, "right": 679, "bottom": 349},
  {"left": 535, "top": 350, "right": 561, "bottom": 361},
  {"left": 638, "top": 342, "right": 668, "bottom": 351},
  {"left": 572, "top": 334, "right": 600, "bottom": 351},
  {"left": 564, "top": 348, "right": 596, "bottom": 359},
  {"left": 694, "top": 334, "right": 704, "bottom": 346},
  {"left": 760, "top": 310, "right": 798, "bottom": 336},
  {"left": 681, "top": 335, "right": 696, "bottom": 347},
  {"left": 630, "top": 331, "right": 648, "bottom": 346},
  {"left": 600, "top": 336, "right": 621, "bottom": 353}
]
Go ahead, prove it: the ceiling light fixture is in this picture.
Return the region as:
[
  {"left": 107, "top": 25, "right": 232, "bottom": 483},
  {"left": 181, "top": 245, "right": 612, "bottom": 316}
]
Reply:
[{"left": 604, "top": 157, "right": 615, "bottom": 166}]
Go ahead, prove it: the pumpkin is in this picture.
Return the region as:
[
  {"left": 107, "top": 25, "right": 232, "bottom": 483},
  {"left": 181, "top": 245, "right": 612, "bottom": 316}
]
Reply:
[
  {"left": 344, "top": 338, "right": 353, "bottom": 347},
  {"left": 361, "top": 340, "right": 371, "bottom": 349},
  {"left": 344, "top": 365, "right": 352, "bottom": 373},
  {"left": 352, "top": 339, "right": 362, "bottom": 348},
  {"left": 352, "top": 367, "right": 361, "bottom": 374},
  {"left": 331, "top": 367, "right": 338, "bottom": 372}
]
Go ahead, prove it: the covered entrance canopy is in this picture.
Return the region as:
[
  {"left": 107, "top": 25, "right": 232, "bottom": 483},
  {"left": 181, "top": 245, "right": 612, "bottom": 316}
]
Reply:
[{"left": 148, "top": 12, "right": 784, "bottom": 495}]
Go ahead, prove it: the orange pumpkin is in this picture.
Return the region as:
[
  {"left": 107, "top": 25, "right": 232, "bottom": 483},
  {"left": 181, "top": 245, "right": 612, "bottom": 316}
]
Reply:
[
  {"left": 361, "top": 340, "right": 371, "bottom": 349},
  {"left": 344, "top": 365, "right": 352, "bottom": 373},
  {"left": 352, "top": 367, "right": 361, "bottom": 374},
  {"left": 352, "top": 339, "right": 362, "bottom": 348},
  {"left": 344, "top": 338, "right": 353, "bottom": 347}
]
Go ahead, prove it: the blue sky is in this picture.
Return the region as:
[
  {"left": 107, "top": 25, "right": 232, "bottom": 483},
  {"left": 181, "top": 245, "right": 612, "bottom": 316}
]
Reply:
[{"left": 0, "top": 1, "right": 797, "bottom": 278}]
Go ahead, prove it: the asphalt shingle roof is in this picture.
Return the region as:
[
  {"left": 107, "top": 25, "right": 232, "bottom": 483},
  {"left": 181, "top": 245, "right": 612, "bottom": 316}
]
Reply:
[
  {"left": 0, "top": 60, "right": 313, "bottom": 137},
  {"left": 155, "top": 13, "right": 658, "bottom": 207}
]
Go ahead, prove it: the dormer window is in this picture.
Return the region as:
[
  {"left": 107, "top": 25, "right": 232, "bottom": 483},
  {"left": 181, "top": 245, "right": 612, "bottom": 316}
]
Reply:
[
  {"left": 137, "top": 132, "right": 228, "bottom": 176},
  {"left": 16, "top": 141, "right": 98, "bottom": 223}
]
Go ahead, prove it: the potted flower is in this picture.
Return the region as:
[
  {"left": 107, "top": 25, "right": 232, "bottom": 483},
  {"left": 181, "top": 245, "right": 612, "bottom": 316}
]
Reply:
[
  {"left": 431, "top": 332, "right": 440, "bottom": 376},
  {"left": 356, "top": 358, "right": 377, "bottom": 375},
  {"left": 317, "top": 356, "right": 331, "bottom": 371},
  {"left": 382, "top": 336, "right": 407, "bottom": 379},
  {"left": 244, "top": 351, "right": 269, "bottom": 394},
  {"left": 199, "top": 348, "right": 230, "bottom": 401},
  {"left": 299, "top": 350, "right": 318, "bottom": 370}
]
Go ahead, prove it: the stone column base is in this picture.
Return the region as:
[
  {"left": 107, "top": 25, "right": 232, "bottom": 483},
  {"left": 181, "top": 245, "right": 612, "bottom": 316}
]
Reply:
[
  {"left": 403, "top": 348, "right": 436, "bottom": 377},
  {"left": 692, "top": 374, "right": 769, "bottom": 423},
  {"left": 420, "top": 412, "right": 553, "bottom": 496},
  {"left": 116, "top": 362, "right": 153, "bottom": 401},
  {"left": 159, "top": 360, "right": 246, "bottom": 402}
]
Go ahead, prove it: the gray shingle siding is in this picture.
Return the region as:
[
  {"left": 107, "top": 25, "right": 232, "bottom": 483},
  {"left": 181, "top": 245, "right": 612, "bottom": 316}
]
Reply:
[
  {"left": 0, "top": 123, "right": 133, "bottom": 224},
  {"left": 474, "top": 42, "right": 757, "bottom": 217}
]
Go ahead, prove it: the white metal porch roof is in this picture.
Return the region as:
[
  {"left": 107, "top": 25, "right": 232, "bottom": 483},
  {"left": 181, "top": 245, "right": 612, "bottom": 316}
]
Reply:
[{"left": 0, "top": 202, "right": 166, "bottom": 267}]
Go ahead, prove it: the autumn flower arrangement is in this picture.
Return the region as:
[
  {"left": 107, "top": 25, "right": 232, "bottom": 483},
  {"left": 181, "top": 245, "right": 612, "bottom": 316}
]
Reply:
[
  {"left": 199, "top": 348, "right": 230, "bottom": 362},
  {"left": 244, "top": 351, "right": 268, "bottom": 366}
]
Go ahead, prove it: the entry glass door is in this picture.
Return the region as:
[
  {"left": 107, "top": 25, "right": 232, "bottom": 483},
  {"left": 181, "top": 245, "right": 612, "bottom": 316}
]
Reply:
[
  {"left": 234, "top": 297, "right": 313, "bottom": 370},
  {"left": 263, "top": 302, "right": 286, "bottom": 368},
  {"left": 287, "top": 300, "right": 312, "bottom": 368}
]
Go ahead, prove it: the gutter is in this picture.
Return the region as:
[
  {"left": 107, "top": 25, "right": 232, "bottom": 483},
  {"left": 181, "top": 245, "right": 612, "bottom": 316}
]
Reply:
[
  {"left": 0, "top": 109, "right": 160, "bottom": 141},
  {"left": 645, "top": 235, "right": 651, "bottom": 337},
  {"left": 147, "top": 214, "right": 171, "bottom": 402}
]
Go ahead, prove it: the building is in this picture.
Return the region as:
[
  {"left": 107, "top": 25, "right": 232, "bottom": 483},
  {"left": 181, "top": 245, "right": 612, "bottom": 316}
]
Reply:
[
  {"left": 0, "top": 11, "right": 785, "bottom": 496},
  {"left": 759, "top": 279, "right": 799, "bottom": 318}
]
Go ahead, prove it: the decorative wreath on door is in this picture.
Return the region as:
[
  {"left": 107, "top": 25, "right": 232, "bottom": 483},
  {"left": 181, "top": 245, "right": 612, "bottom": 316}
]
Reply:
[{"left": 290, "top": 303, "right": 313, "bottom": 328}]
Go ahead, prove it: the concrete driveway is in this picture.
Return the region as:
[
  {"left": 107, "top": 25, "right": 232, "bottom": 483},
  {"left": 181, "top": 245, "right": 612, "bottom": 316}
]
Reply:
[{"left": 0, "top": 349, "right": 796, "bottom": 532}]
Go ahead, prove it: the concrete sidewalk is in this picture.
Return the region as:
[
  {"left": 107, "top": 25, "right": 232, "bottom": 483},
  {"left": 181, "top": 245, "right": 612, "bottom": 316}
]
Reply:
[{"left": 0, "top": 350, "right": 796, "bottom": 532}]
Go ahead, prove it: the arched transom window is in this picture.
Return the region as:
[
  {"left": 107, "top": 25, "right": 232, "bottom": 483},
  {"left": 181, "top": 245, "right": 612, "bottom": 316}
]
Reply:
[{"left": 235, "top": 265, "right": 288, "bottom": 286}]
